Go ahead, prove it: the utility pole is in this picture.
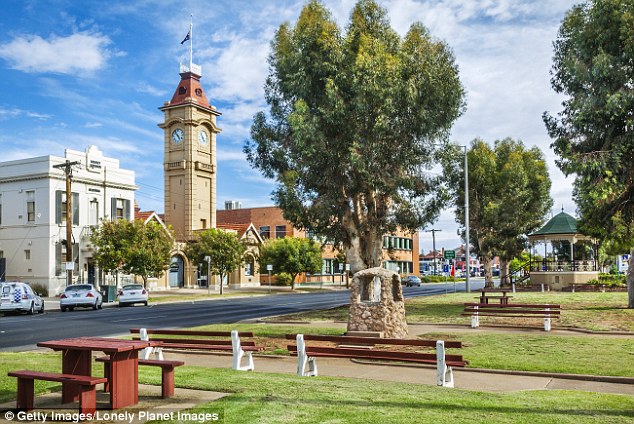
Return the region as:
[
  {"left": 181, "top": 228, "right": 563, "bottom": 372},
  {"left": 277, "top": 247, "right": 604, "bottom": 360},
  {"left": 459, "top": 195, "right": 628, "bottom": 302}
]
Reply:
[
  {"left": 425, "top": 229, "right": 442, "bottom": 276},
  {"left": 53, "top": 160, "right": 80, "bottom": 286}
]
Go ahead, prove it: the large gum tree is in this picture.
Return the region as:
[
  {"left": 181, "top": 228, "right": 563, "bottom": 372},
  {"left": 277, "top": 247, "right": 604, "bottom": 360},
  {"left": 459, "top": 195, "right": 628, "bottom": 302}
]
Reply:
[
  {"left": 245, "top": 0, "right": 465, "bottom": 272},
  {"left": 543, "top": 0, "right": 634, "bottom": 307}
]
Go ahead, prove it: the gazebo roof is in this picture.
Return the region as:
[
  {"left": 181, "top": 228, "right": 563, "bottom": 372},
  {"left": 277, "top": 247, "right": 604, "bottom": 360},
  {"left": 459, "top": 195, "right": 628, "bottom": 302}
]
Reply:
[{"left": 530, "top": 211, "right": 577, "bottom": 236}]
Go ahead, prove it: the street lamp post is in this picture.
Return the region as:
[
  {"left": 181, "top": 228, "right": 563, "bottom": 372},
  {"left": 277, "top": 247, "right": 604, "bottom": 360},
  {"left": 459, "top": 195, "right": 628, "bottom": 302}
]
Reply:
[
  {"left": 267, "top": 264, "right": 273, "bottom": 293},
  {"left": 204, "top": 256, "right": 210, "bottom": 296},
  {"left": 425, "top": 229, "right": 441, "bottom": 276},
  {"left": 463, "top": 145, "right": 471, "bottom": 293}
]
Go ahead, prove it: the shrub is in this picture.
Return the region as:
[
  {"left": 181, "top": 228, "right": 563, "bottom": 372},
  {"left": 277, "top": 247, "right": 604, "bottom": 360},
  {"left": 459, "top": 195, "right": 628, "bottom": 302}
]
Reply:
[
  {"left": 28, "top": 282, "right": 49, "bottom": 297},
  {"left": 274, "top": 272, "right": 292, "bottom": 286}
]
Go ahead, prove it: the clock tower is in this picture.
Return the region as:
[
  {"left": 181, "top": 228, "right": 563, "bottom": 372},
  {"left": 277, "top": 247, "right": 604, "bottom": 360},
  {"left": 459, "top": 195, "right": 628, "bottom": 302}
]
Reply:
[{"left": 159, "top": 64, "right": 221, "bottom": 242}]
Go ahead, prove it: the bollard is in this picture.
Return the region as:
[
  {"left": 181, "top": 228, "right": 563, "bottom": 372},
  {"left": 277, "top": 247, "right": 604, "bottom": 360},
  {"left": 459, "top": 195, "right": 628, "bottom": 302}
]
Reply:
[{"left": 541, "top": 283, "right": 544, "bottom": 293}]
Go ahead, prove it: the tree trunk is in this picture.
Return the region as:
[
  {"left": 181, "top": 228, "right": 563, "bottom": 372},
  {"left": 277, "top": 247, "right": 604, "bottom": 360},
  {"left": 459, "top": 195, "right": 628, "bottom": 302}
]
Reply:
[
  {"left": 499, "top": 259, "right": 510, "bottom": 286},
  {"left": 625, "top": 247, "right": 634, "bottom": 309},
  {"left": 142, "top": 275, "right": 148, "bottom": 289},
  {"left": 482, "top": 256, "right": 494, "bottom": 288}
]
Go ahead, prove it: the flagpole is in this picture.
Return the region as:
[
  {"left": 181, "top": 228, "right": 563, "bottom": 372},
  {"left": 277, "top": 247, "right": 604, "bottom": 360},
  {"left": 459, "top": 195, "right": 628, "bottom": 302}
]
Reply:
[{"left": 189, "top": 14, "right": 193, "bottom": 72}]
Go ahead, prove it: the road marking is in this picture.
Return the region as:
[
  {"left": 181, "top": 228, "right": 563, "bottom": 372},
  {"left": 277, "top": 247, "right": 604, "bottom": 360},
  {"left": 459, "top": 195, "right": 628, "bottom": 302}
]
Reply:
[{"left": 111, "top": 315, "right": 168, "bottom": 323}]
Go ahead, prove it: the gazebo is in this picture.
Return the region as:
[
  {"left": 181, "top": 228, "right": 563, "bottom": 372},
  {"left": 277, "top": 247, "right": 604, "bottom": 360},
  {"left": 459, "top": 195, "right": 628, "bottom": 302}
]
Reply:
[{"left": 528, "top": 210, "right": 599, "bottom": 290}]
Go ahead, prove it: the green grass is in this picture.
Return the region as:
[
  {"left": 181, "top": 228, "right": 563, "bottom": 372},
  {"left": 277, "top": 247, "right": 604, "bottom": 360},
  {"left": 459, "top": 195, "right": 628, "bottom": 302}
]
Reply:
[
  {"left": 273, "top": 291, "right": 634, "bottom": 332},
  {"left": 0, "top": 353, "right": 632, "bottom": 424}
]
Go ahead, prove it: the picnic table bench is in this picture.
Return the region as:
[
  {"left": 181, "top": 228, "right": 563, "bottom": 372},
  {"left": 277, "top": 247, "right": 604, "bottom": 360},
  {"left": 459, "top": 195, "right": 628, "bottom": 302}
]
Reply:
[
  {"left": 96, "top": 356, "right": 184, "bottom": 398},
  {"left": 478, "top": 290, "right": 512, "bottom": 304},
  {"left": 286, "top": 334, "right": 467, "bottom": 387},
  {"left": 8, "top": 370, "right": 107, "bottom": 414},
  {"left": 130, "top": 328, "right": 264, "bottom": 371},
  {"left": 463, "top": 303, "right": 561, "bottom": 331}
]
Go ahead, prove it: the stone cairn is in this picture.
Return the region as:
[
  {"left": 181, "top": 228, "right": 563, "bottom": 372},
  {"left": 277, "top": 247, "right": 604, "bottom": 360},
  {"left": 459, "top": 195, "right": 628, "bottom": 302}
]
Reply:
[{"left": 347, "top": 267, "right": 408, "bottom": 338}]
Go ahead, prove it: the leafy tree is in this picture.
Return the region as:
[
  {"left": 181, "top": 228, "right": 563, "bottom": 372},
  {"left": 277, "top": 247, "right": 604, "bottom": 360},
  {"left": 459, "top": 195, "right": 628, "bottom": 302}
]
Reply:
[
  {"left": 91, "top": 220, "right": 173, "bottom": 288},
  {"left": 543, "top": 0, "right": 634, "bottom": 307},
  {"left": 258, "top": 237, "right": 323, "bottom": 290},
  {"left": 446, "top": 138, "right": 552, "bottom": 287},
  {"left": 245, "top": 0, "right": 465, "bottom": 272},
  {"left": 186, "top": 228, "right": 246, "bottom": 294}
]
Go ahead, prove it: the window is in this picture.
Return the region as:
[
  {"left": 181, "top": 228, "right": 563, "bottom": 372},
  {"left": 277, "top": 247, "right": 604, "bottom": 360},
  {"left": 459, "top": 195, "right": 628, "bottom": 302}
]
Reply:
[
  {"left": 275, "top": 225, "right": 287, "bottom": 239},
  {"left": 111, "top": 198, "right": 130, "bottom": 221},
  {"left": 26, "top": 191, "right": 35, "bottom": 222},
  {"left": 55, "top": 191, "right": 80, "bottom": 225},
  {"left": 201, "top": 219, "right": 207, "bottom": 229},
  {"left": 259, "top": 226, "right": 270, "bottom": 239},
  {"left": 24, "top": 250, "right": 30, "bottom": 260},
  {"left": 245, "top": 256, "right": 255, "bottom": 276}
]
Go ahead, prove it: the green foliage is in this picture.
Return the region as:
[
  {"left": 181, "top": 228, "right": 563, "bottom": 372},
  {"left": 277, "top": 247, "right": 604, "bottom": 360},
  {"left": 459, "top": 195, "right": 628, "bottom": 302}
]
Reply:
[
  {"left": 544, "top": 0, "right": 634, "bottom": 307},
  {"left": 274, "top": 272, "right": 293, "bottom": 286},
  {"left": 446, "top": 138, "right": 552, "bottom": 285},
  {"left": 245, "top": 0, "right": 465, "bottom": 271},
  {"left": 28, "top": 282, "right": 48, "bottom": 297},
  {"left": 90, "top": 219, "right": 173, "bottom": 287},
  {"left": 186, "top": 228, "right": 246, "bottom": 284},
  {"left": 258, "top": 237, "right": 322, "bottom": 289}
]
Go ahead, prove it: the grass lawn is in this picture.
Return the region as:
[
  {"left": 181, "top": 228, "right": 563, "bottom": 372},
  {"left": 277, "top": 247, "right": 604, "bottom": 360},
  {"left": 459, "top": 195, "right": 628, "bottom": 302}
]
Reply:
[
  {"left": 272, "top": 291, "right": 634, "bottom": 332},
  {"left": 0, "top": 353, "right": 632, "bottom": 424}
]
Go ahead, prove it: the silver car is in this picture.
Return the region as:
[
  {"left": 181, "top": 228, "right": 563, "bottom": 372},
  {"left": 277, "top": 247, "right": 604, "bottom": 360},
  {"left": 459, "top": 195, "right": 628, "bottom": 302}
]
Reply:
[
  {"left": 0, "top": 282, "right": 45, "bottom": 315},
  {"left": 60, "top": 284, "right": 103, "bottom": 312},
  {"left": 118, "top": 284, "right": 148, "bottom": 307}
]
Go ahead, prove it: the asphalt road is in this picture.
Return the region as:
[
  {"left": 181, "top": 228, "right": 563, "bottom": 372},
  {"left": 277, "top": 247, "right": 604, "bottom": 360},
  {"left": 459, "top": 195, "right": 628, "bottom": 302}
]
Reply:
[{"left": 0, "top": 280, "right": 484, "bottom": 351}]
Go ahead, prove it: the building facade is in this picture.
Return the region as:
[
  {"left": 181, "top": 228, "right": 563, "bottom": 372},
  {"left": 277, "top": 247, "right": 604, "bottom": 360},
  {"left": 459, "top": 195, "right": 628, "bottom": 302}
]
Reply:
[
  {"left": 0, "top": 146, "right": 136, "bottom": 295},
  {"left": 217, "top": 205, "right": 420, "bottom": 284}
]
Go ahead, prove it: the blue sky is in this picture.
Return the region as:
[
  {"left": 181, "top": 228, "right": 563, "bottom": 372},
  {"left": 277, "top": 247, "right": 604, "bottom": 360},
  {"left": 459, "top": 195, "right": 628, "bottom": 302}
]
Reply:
[{"left": 0, "top": 0, "right": 575, "bottom": 253}]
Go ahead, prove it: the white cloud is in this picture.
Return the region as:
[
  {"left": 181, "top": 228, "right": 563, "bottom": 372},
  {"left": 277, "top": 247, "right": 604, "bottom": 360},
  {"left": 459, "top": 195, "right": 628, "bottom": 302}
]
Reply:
[
  {"left": 0, "top": 32, "right": 112, "bottom": 74},
  {"left": 0, "top": 107, "right": 51, "bottom": 121},
  {"left": 85, "top": 122, "right": 102, "bottom": 128}
]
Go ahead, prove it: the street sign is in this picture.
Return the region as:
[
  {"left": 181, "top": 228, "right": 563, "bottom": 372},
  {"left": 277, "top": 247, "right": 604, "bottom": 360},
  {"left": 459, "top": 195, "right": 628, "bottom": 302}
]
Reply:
[{"left": 443, "top": 250, "right": 456, "bottom": 259}]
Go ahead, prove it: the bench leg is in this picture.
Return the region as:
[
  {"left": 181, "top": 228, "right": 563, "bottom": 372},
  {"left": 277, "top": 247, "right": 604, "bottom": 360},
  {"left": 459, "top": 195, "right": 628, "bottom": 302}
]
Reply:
[
  {"left": 79, "top": 386, "right": 98, "bottom": 415},
  {"left": 471, "top": 306, "right": 479, "bottom": 328},
  {"left": 232, "top": 330, "right": 254, "bottom": 371},
  {"left": 160, "top": 366, "right": 176, "bottom": 398},
  {"left": 544, "top": 317, "right": 551, "bottom": 332},
  {"left": 102, "top": 361, "right": 111, "bottom": 392},
  {"left": 296, "top": 334, "right": 318, "bottom": 377},
  {"left": 15, "top": 378, "right": 35, "bottom": 411},
  {"left": 436, "top": 341, "right": 455, "bottom": 388}
]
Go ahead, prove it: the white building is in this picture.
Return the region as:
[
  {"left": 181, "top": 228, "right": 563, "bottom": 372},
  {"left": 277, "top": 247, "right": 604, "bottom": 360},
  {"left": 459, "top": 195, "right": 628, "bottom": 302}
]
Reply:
[{"left": 0, "top": 146, "right": 136, "bottom": 295}]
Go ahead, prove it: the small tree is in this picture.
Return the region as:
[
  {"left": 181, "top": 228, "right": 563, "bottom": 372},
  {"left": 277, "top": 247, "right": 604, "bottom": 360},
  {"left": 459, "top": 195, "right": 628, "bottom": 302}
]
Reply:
[
  {"left": 90, "top": 219, "right": 173, "bottom": 288},
  {"left": 123, "top": 220, "right": 173, "bottom": 288},
  {"left": 259, "top": 237, "right": 322, "bottom": 290},
  {"left": 186, "top": 228, "right": 246, "bottom": 294}
]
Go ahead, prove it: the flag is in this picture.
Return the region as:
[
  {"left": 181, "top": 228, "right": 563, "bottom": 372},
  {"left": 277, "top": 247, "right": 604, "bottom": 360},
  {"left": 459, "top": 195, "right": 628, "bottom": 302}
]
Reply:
[
  {"left": 180, "top": 30, "right": 190, "bottom": 45},
  {"left": 450, "top": 265, "right": 455, "bottom": 277}
]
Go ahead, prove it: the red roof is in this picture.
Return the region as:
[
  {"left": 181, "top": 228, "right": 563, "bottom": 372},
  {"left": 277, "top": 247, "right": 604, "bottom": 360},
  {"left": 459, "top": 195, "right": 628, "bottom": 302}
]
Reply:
[
  {"left": 216, "top": 223, "right": 251, "bottom": 237},
  {"left": 169, "top": 72, "right": 213, "bottom": 110},
  {"left": 135, "top": 210, "right": 154, "bottom": 221}
]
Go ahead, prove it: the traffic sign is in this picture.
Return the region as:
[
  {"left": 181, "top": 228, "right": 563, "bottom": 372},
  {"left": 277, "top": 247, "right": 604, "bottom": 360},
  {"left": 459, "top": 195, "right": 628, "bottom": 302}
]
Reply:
[{"left": 443, "top": 250, "right": 456, "bottom": 259}]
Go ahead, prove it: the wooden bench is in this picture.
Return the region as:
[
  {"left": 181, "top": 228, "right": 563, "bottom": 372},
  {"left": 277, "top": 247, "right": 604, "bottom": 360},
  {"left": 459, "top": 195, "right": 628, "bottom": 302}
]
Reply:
[
  {"left": 8, "top": 370, "right": 107, "bottom": 414},
  {"left": 96, "top": 357, "right": 184, "bottom": 398},
  {"left": 130, "top": 328, "right": 264, "bottom": 371},
  {"left": 478, "top": 290, "right": 512, "bottom": 304},
  {"left": 463, "top": 303, "right": 561, "bottom": 331},
  {"left": 285, "top": 334, "right": 467, "bottom": 387}
]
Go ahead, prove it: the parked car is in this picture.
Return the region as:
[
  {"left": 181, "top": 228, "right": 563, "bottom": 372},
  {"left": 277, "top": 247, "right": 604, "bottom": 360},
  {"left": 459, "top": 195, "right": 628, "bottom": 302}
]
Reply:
[
  {"left": 118, "top": 284, "right": 148, "bottom": 307},
  {"left": 402, "top": 276, "right": 423, "bottom": 287},
  {"left": 0, "top": 282, "right": 45, "bottom": 315},
  {"left": 60, "top": 284, "right": 103, "bottom": 312}
]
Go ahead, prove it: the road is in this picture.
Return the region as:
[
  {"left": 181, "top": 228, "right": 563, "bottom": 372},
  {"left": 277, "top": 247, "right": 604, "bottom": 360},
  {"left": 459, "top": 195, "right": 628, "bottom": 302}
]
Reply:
[{"left": 0, "top": 280, "right": 484, "bottom": 351}]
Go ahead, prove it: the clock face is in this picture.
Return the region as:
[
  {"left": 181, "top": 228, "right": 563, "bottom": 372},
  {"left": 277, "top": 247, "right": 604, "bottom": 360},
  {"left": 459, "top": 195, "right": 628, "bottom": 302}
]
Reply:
[
  {"left": 198, "top": 129, "right": 208, "bottom": 146},
  {"left": 171, "top": 128, "right": 184, "bottom": 144}
]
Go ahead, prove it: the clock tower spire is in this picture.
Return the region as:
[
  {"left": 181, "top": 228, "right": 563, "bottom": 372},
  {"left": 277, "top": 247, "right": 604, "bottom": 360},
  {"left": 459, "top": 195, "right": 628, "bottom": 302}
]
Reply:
[{"left": 159, "top": 56, "right": 221, "bottom": 242}]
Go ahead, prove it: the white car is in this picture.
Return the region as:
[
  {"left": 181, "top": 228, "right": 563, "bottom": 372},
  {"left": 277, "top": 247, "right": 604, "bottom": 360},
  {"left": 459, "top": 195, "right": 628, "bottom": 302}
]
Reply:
[
  {"left": 118, "top": 284, "right": 148, "bottom": 307},
  {"left": 60, "top": 284, "right": 103, "bottom": 312},
  {"left": 0, "top": 282, "right": 45, "bottom": 315}
]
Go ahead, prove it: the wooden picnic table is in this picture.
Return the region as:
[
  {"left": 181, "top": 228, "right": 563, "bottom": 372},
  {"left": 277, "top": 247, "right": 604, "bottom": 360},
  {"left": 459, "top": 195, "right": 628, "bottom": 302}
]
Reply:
[
  {"left": 478, "top": 290, "right": 512, "bottom": 305},
  {"left": 37, "top": 337, "right": 158, "bottom": 409}
]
